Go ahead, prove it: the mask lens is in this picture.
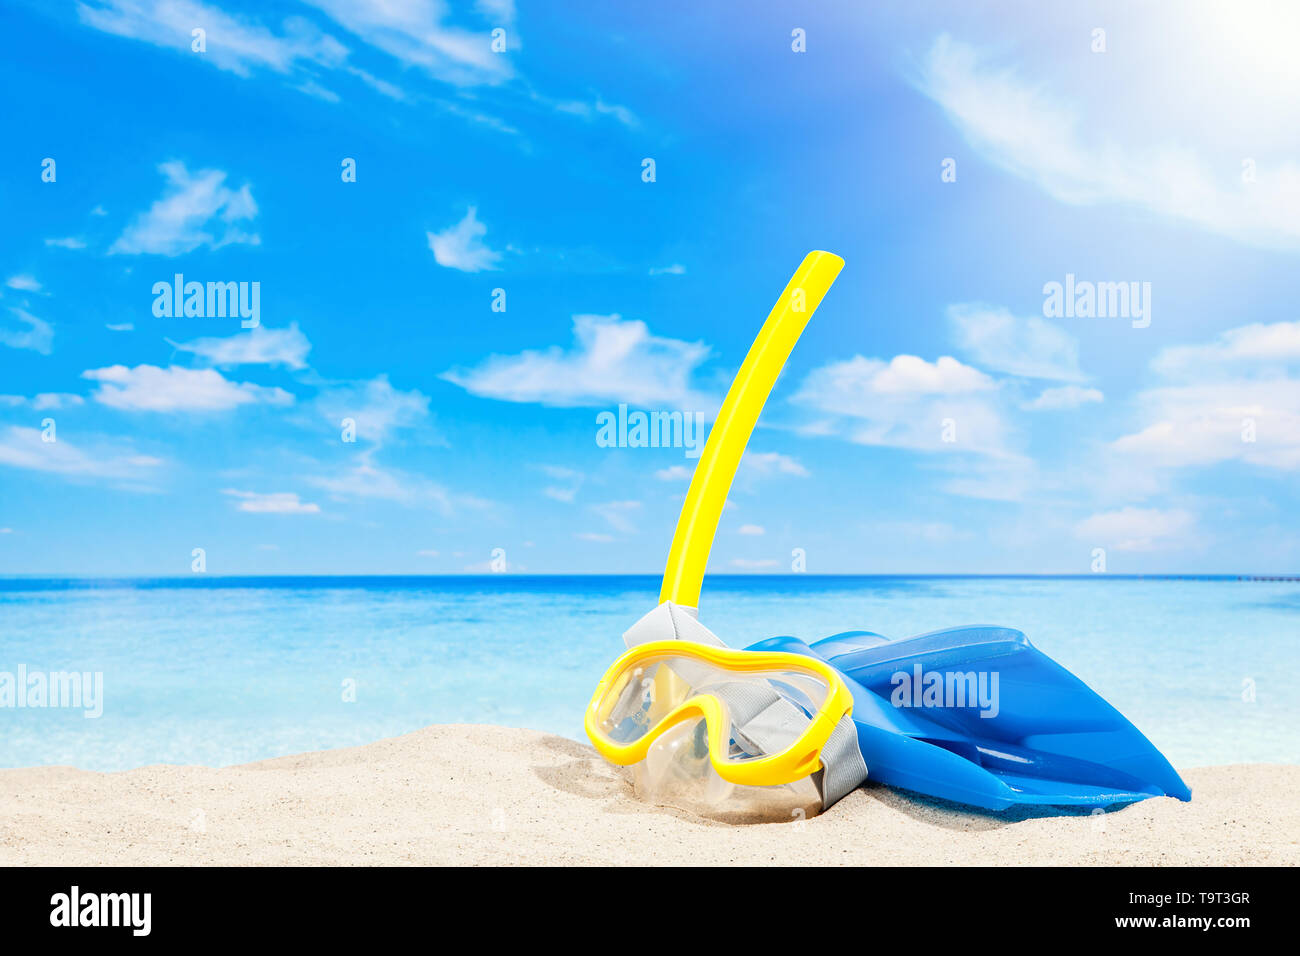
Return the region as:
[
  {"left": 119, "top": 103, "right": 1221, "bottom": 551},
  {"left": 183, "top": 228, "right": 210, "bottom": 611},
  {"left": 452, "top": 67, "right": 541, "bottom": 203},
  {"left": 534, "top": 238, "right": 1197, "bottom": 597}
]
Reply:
[{"left": 593, "top": 652, "right": 832, "bottom": 765}]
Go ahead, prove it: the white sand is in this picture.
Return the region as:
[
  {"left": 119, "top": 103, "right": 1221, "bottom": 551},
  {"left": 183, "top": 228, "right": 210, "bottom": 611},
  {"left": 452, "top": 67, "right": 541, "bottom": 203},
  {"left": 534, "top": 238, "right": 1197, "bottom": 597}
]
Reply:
[{"left": 0, "top": 724, "right": 1294, "bottom": 866}]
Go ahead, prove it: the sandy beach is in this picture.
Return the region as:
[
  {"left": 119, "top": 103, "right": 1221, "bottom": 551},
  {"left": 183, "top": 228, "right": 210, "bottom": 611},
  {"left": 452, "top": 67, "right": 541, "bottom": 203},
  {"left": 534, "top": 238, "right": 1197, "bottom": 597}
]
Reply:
[{"left": 0, "top": 724, "right": 1294, "bottom": 866}]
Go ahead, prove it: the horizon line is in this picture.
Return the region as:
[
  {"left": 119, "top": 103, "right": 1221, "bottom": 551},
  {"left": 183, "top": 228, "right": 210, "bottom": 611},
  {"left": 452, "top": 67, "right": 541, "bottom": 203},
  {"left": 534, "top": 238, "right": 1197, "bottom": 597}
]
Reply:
[{"left": 0, "top": 572, "right": 1296, "bottom": 582}]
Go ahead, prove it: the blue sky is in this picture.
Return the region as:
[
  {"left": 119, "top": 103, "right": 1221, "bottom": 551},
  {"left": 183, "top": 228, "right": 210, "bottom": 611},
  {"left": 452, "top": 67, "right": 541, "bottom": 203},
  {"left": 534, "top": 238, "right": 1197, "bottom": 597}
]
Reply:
[{"left": 2, "top": 0, "right": 1299, "bottom": 575}]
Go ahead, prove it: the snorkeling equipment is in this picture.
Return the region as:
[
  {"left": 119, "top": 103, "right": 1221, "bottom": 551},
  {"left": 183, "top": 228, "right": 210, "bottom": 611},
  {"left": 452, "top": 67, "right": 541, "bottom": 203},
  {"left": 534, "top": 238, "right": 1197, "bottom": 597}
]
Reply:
[
  {"left": 612, "top": 249, "right": 1190, "bottom": 814},
  {"left": 585, "top": 639, "right": 861, "bottom": 818}
]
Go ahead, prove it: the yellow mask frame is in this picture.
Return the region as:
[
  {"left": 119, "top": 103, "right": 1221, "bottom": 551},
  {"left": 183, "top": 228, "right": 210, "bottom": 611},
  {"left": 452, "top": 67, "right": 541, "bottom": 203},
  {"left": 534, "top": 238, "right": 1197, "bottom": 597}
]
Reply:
[{"left": 585, "top": 639, "right": 854, "bottom": 787}]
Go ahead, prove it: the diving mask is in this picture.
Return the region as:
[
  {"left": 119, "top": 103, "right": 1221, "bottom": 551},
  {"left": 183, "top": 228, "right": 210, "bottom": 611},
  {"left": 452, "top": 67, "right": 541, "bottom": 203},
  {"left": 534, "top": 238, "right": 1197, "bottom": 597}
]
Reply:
[{"left": 585, "top": 637, "right": 861, "bottom": 820}]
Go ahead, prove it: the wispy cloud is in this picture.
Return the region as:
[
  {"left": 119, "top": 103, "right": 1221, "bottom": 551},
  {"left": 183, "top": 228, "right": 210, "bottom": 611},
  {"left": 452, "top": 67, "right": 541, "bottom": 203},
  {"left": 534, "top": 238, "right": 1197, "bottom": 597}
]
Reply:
[
  {"left": 654, "top": 464, "right": 692, "bottom": 481},
  {"left": 793, "top": 353, "right": 1010, "bottom": 456},
  {"left": 222, "top": 489, "right": 321, "bottom": 514},
  {"left": 5, "top": 274, "right": 41, "bottom": 292},
  {"left": 82, "top": 364, "right": 292, "bottom": 412},
  {"left": 294, "top": 78, "right": 340, "bottom": 102},
  {"left": 312, "top": 375, "right": 431, "bottom": 445},
  {"left": 0, "top": 308, "right": 54, "bottom": 354},
  {"left": 304, "top": 0, "right": 513, "bottom": 87},
  {"left": 1075, "top": 507, "right": 1196, "bottom": 552},
  {"left": 78, "top": 1, "right": 348, "bottom": 78},
  {"left": 0, "top": 425, "right": 163, "bottom": 481},
  {"left": 1113, "top": 321, "right": 1300, "bottom": 470},
  {"left": 109, "top": 161, "right": 259, "bottom": 255},
  {"left": 538, "top": 464, "right": 584, "bottom": 502},
  {"left": 443, "top": 314, "right": 712, "bottom": 408},
  {"left": 426, "top": 206, "right": 502, "bottom": 272},
  {"left": 1151, "top": 321, "right": 1300, "bottom": 379},
  {"left": 551, "top": 95, "right": 637, "bottom": 128},
  {"left": 591, "top": 499, "right": 640, "bottom": 534},
  {"left": 1022, "top": 384, "right": 1104, "bottom": 411},
  {"left": 0, "top": 393, "right": 85, "bottom": 411},
  {"left": 170, "top": 323, "right": 311, "bottom": 369},
  {"left": 43, "top": 237, "right": 87, "bottom": 250},
  {"left": 948, "top": 304, "right": 1084, "bottom": 382},
  {"left": 306, "top": 450, "right": 486, "bottom": 515},
  {"left": 918, "top": 33, "right": 1300, "bottom": 251},
  {"left": 742, "top": 452, "right": 809, "bottom": 478}
]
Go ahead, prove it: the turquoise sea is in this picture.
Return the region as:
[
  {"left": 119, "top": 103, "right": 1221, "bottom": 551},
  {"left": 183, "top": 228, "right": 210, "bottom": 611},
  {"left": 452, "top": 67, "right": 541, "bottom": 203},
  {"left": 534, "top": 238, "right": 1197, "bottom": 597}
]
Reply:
[{"left": 0, "top": 575, "right": 1296, "bottom": 771}]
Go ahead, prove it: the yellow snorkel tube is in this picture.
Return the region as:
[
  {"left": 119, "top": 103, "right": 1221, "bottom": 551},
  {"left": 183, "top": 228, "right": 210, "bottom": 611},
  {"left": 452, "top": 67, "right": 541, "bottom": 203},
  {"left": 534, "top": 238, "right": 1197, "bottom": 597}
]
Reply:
[{"left": 660, "top": 250, "right": 844, "bottom": 609}]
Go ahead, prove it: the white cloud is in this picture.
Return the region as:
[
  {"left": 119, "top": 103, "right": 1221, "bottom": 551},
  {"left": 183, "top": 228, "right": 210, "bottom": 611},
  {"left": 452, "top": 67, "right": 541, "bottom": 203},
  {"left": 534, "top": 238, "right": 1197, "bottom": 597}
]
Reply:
[
  {"left": 44, "top": 237, "right": 87, "bottom": 250},
  {"left": 917, "top": 33, "right": 1300, "bottom": 251},
  {"left": 443, "top": 314, "right": 712, "bottom": 408},
  {"left": 574, "top": 532, "right": 614, "bottom": 543},
  {"left": 938, "top": 454, "right": 1039, "bottom": 502},
  {"left": 1113, "top": 320, "right": 1300, "bottom": 470},
  {"left": 793, "top": 353, "right": 1010, "bottom": 456},
  {"left": 551, "top": 95, "right": 638, "bottom": 128},
  {"left": 804, "top": 355, "right": 995, "bottom": 399},
  {"left": 1022, "top": 385, "right": 1104, "bottom": 411},
  {"left": 305, "top": 0, "right": 513, "bottom": 86},
  {"left": 654, "top": 465, "right": 692, "bottom": 481},
  {"left": 1074, "top": 507, "right": 1195, "bottom": 552},
  {"left": 417, "top": 548, "right": 439, "bottom": 557},
  {"left": 538, "top": 464, "right": 584, "bottom": 502},
  {"left": 649, "top": 263, "right": 686, "bottom": 276},
  {"left": 82, "top": 365, "right": 293, "bottom": 412},
  {"left": 294, "top": 79, "right": 340, "bottom": 102},
  {"left": 313, "top": 375, "right": 430, "bottom": 444},
  {"left": 109, "top": 161, "right": 259, "bottom": 255},
  {"left": 170, "top": 323, "right": 311, "bottom": 369},
  {"left": 306, "top": 451, "right": 485, "bottom": 515},
  {"left": 78, "top": 1, "right": 348, "bottom": 78},
  {"left": 730, "top": 558, "right": 779, "bottom": 569},
  {"left": 426, "top": 206, "right": 502, "bottom": 272},
  {"left": 737, "top": 524, "right": 765, "bottom": 536},
  {"left": 1113, "top": 381, "right": 1300, "bottom": 470},
  {"left": 0, "top": 425, "right": 164, "bottom": 481},
  {"left": 742, "top": 452, "right": 809, "bottom": 478},
  {"left": 222, "top": 489, "right": 320, "bottom": 514},
  {"left": 867, "top": 520, "right": 971, "bottom": 544},
  {"left": 591, "top": 500, "right": 641, "bottom": 533},
  {"left": 0, "top": 393, "right": 85, "bottom": 411},
  {"left": 0, "top": 308, "right": 54, "bottom": 354},
  {"left": 948, "top": 304, "right": 1084, "bottom": 382},
  {"left": 5, "top": 274, "right": 41, "bottom": 292},
  {"left": 347, "top": 65, "right": 406, "bottom": 100},
  {"left": 106, "top": 323, "right": 134, "bottom": 332},
  {"left": 1151, "top": 321, "right": 1300, "bottom": 379}
]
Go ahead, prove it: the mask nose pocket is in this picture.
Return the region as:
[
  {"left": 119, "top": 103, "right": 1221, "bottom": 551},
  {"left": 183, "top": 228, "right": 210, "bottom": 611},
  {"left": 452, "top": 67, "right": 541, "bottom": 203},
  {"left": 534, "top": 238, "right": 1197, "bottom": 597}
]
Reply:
[{"left": 633, "top": 717, "right": 822, "bottom": 824}]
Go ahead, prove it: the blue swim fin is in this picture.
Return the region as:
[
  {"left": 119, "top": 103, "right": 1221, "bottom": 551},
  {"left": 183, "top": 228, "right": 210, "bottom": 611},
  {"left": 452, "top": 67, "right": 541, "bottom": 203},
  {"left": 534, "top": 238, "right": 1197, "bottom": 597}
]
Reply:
[{"left": 749, "top": 626, "right": 1192, "bottom": 811}]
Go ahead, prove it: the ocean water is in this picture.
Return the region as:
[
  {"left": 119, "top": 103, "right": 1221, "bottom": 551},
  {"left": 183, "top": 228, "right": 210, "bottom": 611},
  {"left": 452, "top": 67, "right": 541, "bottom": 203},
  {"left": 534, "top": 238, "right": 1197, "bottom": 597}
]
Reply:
[{"left": 0, "top": 575, "right": 1296, "bottom": 772}]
